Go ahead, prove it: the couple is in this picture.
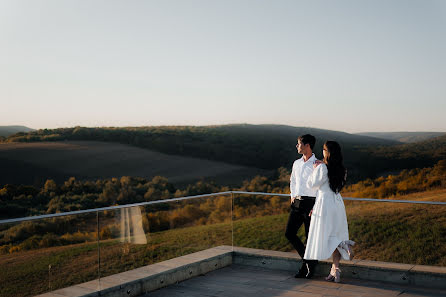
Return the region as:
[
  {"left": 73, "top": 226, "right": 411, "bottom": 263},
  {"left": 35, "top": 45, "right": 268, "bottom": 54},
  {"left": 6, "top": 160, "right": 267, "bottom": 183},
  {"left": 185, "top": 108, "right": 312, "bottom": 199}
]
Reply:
[{"left": 285, "top": 134, "right": 354, "bottom": 283}]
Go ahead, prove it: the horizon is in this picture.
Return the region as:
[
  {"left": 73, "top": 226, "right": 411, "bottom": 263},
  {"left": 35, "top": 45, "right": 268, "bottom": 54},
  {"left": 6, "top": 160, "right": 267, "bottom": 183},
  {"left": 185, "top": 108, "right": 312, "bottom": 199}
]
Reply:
[
  {"left": 1, "top": 123, "right": 445, "bottom": 135},
  {"left": 1, "top": 1, "right": 445, "bottom": 133}
]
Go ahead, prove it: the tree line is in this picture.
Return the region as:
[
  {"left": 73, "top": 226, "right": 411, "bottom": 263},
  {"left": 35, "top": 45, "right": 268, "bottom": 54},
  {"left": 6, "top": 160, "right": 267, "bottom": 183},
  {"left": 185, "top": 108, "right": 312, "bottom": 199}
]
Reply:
[
  {"left": 344, "top": 160, "right": 446, "bottom": 198},
  {"left": 2, "top": 160, "right": 445, "bottom": 221},
  {"left": 1, "top": 160, "right": 446, "bottom": 255}
]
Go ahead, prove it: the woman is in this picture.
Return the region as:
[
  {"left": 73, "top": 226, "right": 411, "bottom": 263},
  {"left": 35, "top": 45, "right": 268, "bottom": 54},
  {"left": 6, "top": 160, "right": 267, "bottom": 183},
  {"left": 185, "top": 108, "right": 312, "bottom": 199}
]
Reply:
[{"left": 303, "top": 141, "right": 354, "bottom": 283}]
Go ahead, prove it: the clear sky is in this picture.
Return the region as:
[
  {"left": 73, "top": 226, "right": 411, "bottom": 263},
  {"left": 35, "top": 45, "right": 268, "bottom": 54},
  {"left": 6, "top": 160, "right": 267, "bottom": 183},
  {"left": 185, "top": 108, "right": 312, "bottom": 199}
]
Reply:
[{"left": 1, "top": 0, "right": 445, "bottom": 133}]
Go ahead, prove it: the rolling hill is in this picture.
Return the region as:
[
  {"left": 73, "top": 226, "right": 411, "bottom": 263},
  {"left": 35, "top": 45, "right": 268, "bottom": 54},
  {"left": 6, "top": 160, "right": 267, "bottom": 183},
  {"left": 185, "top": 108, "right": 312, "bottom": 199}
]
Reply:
[
  {"left": 349, "top": 134, "right": 446, "bottom": 180},
  {"left": 0, "top": 126, "right": 34, "bottom": 137},
  {"left": 357, "top": 131, "right": 445, "bottom": 143},
  {"left": 0, "top": 141, "right": 270, "bottom": 187},
  {"left": 2, "top": 124, "right": 444, "bottom": 186},
  {"left": 365, "top": 133, "right": 446, "bottom": 162},
  {"left": 1, "top": 124, "right": 400, "bottom": 182}
]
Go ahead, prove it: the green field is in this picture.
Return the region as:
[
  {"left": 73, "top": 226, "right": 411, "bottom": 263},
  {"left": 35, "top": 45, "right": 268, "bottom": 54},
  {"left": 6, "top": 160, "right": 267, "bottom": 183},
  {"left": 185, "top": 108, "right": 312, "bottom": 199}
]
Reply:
[{"left": 1, "top": 188, "right": 445, "bottom": 297}]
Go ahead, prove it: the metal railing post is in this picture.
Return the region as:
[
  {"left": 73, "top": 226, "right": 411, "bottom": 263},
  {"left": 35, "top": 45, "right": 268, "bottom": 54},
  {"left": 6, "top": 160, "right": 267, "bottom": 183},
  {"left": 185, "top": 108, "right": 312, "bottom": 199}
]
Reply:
[
  {"left": 231, "top": 191, "right": 234, "bottom": 252},
  {"left": 96, "top": 210, "right": 101, "bottom": 289}
]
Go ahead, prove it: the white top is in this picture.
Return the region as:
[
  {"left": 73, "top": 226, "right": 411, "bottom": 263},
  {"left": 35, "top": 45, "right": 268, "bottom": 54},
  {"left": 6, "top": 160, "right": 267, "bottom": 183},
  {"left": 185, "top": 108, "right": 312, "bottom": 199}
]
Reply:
[{"left": 290, "top": 153, "right": 318, "bottom": 198}]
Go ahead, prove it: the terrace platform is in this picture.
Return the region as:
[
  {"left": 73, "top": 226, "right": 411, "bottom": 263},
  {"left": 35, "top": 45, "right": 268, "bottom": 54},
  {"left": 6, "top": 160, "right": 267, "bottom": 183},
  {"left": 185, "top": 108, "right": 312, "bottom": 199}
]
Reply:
[
  {"left": 37, "top": 246, "right": 446, "bottom": 297},
  {"left": 146, "top": 265, "right": 445, "bottom": 297}
]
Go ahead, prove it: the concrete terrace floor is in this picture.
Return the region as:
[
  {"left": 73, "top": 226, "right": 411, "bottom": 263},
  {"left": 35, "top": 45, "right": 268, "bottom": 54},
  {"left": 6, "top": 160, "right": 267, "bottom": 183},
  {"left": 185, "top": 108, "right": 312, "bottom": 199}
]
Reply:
[{"left": 143, "top": 264, "right": 445, "bottom": 297}]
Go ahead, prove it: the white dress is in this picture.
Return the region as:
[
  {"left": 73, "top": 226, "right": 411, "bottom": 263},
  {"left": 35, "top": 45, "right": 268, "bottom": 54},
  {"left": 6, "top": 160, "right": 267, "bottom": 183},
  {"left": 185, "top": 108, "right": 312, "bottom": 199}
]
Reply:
[{"left": 303, "top": 164, "right": 352, "bottom": 260}]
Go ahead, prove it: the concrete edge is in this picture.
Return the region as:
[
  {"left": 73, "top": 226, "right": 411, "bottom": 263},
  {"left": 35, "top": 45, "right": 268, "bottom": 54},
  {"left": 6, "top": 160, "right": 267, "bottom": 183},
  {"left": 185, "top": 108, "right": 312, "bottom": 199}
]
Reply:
[
  {"left": 232, "top": 247, "right": 446, "bottom": 289},
  {"left": 35, "top": 246, "right": 233, "bottom": 297},
  {"left": 34, "top": 246, "right": 446, "bottom": 296}
]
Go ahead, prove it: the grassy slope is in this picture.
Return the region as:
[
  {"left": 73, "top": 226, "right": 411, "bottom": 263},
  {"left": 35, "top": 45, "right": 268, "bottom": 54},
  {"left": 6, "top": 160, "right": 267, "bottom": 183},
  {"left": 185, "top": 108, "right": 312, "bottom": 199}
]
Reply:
[
  {"left": 1, "top": 189, "right": 445, "bottom": 297},
  {"left": 234, "top": 189, "right": 446, "bottom": 266},
  {"left": 0, "top": 223, "right": 232, "bottom": 297},
  {"left": 344, "top": 189, "right": 446, "bottom": 265}
]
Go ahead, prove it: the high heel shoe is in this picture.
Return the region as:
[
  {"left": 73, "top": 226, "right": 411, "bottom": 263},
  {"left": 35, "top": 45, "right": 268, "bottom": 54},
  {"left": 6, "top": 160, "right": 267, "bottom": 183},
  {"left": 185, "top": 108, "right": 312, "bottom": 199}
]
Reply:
[
  {"left": 334, "top": 268, "right": 341, "bottom": 283},
  {"left": 325, "top": 267, "right": 336, "bottom": 282}
]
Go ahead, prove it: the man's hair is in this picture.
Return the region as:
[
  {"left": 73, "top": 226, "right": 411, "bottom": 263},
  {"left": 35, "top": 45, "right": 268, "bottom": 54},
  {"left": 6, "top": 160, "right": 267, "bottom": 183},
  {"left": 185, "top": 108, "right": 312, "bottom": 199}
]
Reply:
[{"left": 298, "top": 134, "right": 316, "bottom": 150}]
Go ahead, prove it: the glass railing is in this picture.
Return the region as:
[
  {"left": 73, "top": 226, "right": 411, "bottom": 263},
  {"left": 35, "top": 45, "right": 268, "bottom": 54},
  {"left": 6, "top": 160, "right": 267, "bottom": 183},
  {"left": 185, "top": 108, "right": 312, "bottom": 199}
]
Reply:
[
  {"left": 0, "top": 212, "right": 99, "bottom": 297},
  {"left": 232, "top": 192, "right": 446, "bottom": 266},
  {"left": 343, "top": 198, "right": 445, "bottom": 266},
  {"left": 232, "top": 192, "right": 291, "bottom": 252},
  {"left": 96, "top": 194, "right": 232, "bottom": 280},
  {"left": 0, "top": 192, "right": 232, "bottom": 297},
  {"left": 1, "top": 191, "right": 445, "bottom": 297}
]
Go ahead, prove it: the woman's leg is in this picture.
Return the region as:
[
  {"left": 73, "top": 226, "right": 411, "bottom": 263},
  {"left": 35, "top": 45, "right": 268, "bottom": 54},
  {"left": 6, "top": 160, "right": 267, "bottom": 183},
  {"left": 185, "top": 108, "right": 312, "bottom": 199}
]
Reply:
[
  {"left": 325, "top": 251, "right": 339, "bottom": 281},
  {"left": 332, "top": 249, "right": 342, "bottom": 282},
  {"left": 332, "top": 249, "right": 341, "bottom": 269},
  {"left": 325, "top": 263, "right": 336, "bottom": 281}
]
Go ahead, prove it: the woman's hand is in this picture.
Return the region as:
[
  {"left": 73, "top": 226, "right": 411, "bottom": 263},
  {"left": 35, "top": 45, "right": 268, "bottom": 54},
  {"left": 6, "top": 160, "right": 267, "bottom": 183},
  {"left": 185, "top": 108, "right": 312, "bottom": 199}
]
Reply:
[
  {"left": 309, "top": 209, "right": 313, "bottom": 216},
  {"left": 313, "top": 160, "right": 323, "bottom": 168}
]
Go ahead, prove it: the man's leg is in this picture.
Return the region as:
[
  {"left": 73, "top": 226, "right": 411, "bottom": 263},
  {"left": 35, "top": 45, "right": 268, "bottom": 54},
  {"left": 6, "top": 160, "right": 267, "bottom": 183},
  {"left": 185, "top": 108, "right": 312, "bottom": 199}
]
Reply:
[
  {"left": 285, "top": 207, "right": 308, "bottom": 278},
  {"left": 303, "top": 208, "right": 311, "bottom": 242},
  {"left": 285, "top": 208, "right": 306, "bottom": 258}
]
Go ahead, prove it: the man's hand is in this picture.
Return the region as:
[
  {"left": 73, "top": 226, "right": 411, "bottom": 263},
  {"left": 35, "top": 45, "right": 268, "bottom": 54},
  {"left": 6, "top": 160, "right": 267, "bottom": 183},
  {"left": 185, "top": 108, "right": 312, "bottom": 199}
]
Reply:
[{"left": 291, "top": 196, "right": 296, "bottom": 204}]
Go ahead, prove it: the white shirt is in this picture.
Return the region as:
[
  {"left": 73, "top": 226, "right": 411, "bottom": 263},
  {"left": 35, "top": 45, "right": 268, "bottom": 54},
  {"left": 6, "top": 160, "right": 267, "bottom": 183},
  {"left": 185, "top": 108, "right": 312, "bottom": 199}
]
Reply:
[{"left": 290, "top": 153, "right": 318, "bottom": 198}]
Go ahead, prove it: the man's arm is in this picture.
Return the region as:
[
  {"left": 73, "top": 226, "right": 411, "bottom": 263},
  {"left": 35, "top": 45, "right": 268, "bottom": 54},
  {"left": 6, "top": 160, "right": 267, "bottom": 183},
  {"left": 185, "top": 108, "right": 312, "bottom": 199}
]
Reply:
[{"left": 290, "top": 162, "right": 297, "bottom": 203}]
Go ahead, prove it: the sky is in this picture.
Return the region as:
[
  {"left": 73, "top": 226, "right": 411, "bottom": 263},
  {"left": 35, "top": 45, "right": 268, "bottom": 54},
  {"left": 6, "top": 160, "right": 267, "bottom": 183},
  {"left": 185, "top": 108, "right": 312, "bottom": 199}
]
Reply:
[{"left": 1, "top": 0, "right": 445, "bottom": 133}]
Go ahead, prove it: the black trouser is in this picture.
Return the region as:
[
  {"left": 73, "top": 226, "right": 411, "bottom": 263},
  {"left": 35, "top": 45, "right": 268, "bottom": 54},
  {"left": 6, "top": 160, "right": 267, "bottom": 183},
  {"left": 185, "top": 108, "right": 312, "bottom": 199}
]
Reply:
[{"left": 285, "top": 197, "right": 315, "bottom": 259}]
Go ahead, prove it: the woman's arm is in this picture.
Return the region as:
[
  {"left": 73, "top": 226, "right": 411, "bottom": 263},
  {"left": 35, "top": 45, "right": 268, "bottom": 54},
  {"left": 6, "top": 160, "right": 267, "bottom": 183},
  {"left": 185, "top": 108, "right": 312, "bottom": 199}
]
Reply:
[{"left": 307, "top": 163, "right": 328, "bottom": 189}]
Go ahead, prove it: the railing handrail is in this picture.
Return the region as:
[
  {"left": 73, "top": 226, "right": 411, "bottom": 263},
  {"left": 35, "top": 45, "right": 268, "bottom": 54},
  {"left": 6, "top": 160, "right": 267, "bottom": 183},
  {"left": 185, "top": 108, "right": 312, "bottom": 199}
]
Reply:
[
  {"left": 230, "top": 191, "right": 446, "bottom": 204},
  {"left": 1, "top": 191, "right": 445, "bottom": 225}
]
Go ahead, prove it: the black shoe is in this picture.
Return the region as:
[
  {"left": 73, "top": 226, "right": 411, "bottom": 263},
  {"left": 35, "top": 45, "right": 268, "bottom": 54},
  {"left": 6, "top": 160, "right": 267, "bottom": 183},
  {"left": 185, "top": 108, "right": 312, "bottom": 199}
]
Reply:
[
  {"left": 294, "top": 262, "right": 308, "bottom": 278},
  {"left": 305, "top": 261, "right": 317, "bottom": 279}
]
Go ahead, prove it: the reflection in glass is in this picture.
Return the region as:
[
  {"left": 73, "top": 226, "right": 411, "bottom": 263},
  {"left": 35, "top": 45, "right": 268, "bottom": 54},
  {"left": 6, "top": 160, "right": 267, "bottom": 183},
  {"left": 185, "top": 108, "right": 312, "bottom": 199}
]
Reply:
[
  {"left": 120, "top": 207, "right": 147, "bottom": 244},
  {"left": 98, "top": 196, "right": 232, "bottom": 281}
]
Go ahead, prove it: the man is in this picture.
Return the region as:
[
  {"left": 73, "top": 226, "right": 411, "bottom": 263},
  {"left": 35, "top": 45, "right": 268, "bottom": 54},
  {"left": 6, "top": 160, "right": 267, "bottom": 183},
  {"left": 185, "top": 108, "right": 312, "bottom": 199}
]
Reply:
[{"left": 285, "top": 134, "right": 318, "bottom": 278}]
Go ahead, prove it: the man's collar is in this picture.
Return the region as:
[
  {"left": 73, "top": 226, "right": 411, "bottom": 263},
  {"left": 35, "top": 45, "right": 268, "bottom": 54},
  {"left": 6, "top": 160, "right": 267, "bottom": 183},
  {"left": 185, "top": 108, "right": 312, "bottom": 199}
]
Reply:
[{"left": 299, "top": 153, "right": 315, "bottom": 162}]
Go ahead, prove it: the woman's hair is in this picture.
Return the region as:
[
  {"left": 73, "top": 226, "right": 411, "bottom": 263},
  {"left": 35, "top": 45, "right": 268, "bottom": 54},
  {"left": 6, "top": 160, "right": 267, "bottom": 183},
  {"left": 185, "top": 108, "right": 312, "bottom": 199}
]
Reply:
[{"left": 324, "top": 141, "right": 347, "bottom": 193}]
